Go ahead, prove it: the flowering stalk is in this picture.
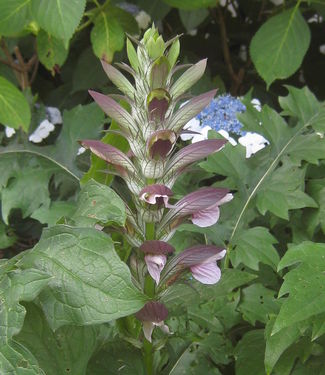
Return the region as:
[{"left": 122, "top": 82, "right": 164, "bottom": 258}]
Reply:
[{"left": 81, "top": 25, "right": 232, "bottom": 372}]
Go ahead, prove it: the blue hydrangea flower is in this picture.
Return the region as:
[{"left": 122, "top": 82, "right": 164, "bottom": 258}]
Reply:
[{"left": 196, "top": 94, "right": 246, "bottom": 135}]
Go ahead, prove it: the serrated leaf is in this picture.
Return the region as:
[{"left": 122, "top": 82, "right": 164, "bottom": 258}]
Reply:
[
  {"left": 72, "top": 179, "right": 126, "bottom": 227},
  {"left": 256, "top": 161, "right": 317, "bottom": 220},
  {"left": 0, "top": 77, "right": 31, "bottom": 131},
  {"left": 279, "top": 85, "right": 325, "bottom": 133},
  {"left": 31, "top": 201, "right": 76, "bottom": 226},
  {"left": 238, "top": 284, "right": 280, "bottom": 325},
  {"left": 273, "top": 242, "right": 325, "bottom": 334},
  {"left": 162, "top": 269, "right": 256, "bottom": 313},
  {"left": 91, "top": 14, "right": 124, "bottom": 62},
  {"left": 250, "top": 7, "right": 311, "bottom": 87},
  {"left": 20, "top": 226, "right": 147, "bottom": 330},
  {"left": 200, "top": 88, "right": 324, "bottom": 256},
  {"left": 31, "top": 0, "right": 86, "bottom": 44},
  {"left": 234, "top": 330, "right": 265, "bottom": 375},
  {"left": 0, "top": 156, "right": 57, "bottom": 223},
  {"left": 15, "top": 303, "right": 102, "bottom": 375},
  {"left": 231, "top": 227, "right": 279, "bottom": 271},
  {"left": 0, "top": 0, "right": 31, "bottom": 36},
  {"left": 265, "top": 317, "right": 302, "bottom": 375},
  {"left": 37, "top": 29, "right": 68, "bottom": 71}
]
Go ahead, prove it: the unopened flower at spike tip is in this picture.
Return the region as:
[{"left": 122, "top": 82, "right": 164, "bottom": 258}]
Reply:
[
  {"left": 135, "top": 301, "right": 169, "bottom": 342},
  {"left": 140, "top": 240, "right": 175, "bottom": 284}
]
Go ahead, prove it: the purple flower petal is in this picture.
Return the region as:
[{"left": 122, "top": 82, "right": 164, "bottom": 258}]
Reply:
[
  {"left": 167, "top": 90, "right": 217, "bottom": 133},
  {"left": 136, "top": 301, "right": 168, "bottom": 323},
  {"left": 88, "top": 90, "right": 137, "bottom": 135},
  {"left": 164, "top": 139, "right": 226, "bottom": 176},
  {"left": 191, "top": 203, "right": 220, "bottom": 227},
  {"left": 80, "top": 140, "right": 136, "bottom": 175},
  {"left": 145, "top": 254, "right": 167, "bottom": 284},
  {"left": 190, "top": 261, "right": 221, "bottom": 284},
  {"left": 177, "top": 246, "right": 226, "bottom": 267},
  {"left": 139, "top": 184, "right": 173, "bottom": 206},
  {"left": 140, "top": 240, "right": 175, "bottom": 255},
  {"left": 147, "top": 130, "right": 176, "bottom": 160},
  {"left": 143, "top": 321, "right": 154, "bottom": 342}
]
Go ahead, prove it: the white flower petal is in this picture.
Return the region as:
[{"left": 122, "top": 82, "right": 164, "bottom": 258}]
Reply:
[
  {"left": 29, "top": 119, "right": 55, "bottom": 143},
  {"left": 5, "top": 127, "right": 16, "bottom": 138},
  {"left": 46, "top": 107, "right": 62, "bottom": 124}
]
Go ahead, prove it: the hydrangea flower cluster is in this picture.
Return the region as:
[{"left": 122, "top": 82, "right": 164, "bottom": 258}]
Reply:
[
  {"left": 81, "top": 25, "right": 232, "bottom": 343},
  {"left": 181, "top": 94, "right": 269, "bottom": 158},
  {"left": 196, "top": 94, "right": 246, "bottom": 135}
]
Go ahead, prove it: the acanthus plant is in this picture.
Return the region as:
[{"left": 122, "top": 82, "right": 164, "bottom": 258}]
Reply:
[{"left": 80, "top": 25, "right": 232, "bottom": 370}]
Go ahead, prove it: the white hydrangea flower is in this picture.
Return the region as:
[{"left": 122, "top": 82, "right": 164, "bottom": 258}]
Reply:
[
  {"left": 238, "top": 132, "right": 269, "bottom": 158},
  {"left": 135, "top": 10, "right": 151, "bottom": 30},
  {"left": 5, "top": 127, "right": 16, "bottom": 138},
  {"left": 319, "top": 45, "right": 325, "bottom": 55},
  {"left": 46, "top": 106, "right": 62, "bottom": 125},
  {"left": 29, "top": 119, "right": 55, "bottom": 143},
  {"left": 251, "top": 98, "right": 262, "bottom": 112},
  {"left": 77, "top": 147, "right": 86, "bottom": 155}
]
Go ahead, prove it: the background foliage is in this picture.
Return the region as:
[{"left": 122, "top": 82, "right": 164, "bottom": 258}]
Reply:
[{"left": 0, "top": 0, "right": 325, "bottom": 374}]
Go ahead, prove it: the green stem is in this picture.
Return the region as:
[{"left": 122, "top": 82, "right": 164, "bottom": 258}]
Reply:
[
  {"left": 224, "top": 244, "right": 232, "bottom": 269},
  {"left": 142, "top": 221, "right": 156, "bottom": 374},
  {"left": 143, "top": 338, "right": 154, "bottom": 375}
]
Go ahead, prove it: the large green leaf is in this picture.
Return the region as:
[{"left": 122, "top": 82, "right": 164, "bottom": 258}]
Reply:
[
  {"left": 250, "top": 7, "right": 311, "bottom": 87},
  {"left": 238, "top": 284, "right": 280, "bottom": 325},
  {"left": 0, "top": 77, "right": 31, "bottom": 131},
  {"left": 91, "top": 13, "right": 124, "bottom": 62},
  {"left": 273, "top": 242, "right": 325, "bottom": 334},
  {"left": 37, "top": 29, "right": 69, "bottom": 71},
  {"left": 16, "top": 303, "right": 104, "bottom": 375},
  {"left": 0, "top": 0, "right": 31, "bottom": 36},
  {"left": 31, "top": 0, "right": 86, "bottom": 44},
  {"left": 264, "top": 317, "right": 303, "bottom": 375},
  {"left": 72, "top": 47, "right": 108, "bottom": 93},
  {"left": 234, "top": 330, "right": 265, "bottom": 375},
  {"left": 72, "top": 179, "right": 126, "bottom": 227},
  {"left": 20, "top": 225, "right": 147, "bottom": 330},
  {"left": 230, "top": 227, "right": 279, "bottom": 271},
  {"left": 31, "top": 201, "right": 76, "bottom": 226}
]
